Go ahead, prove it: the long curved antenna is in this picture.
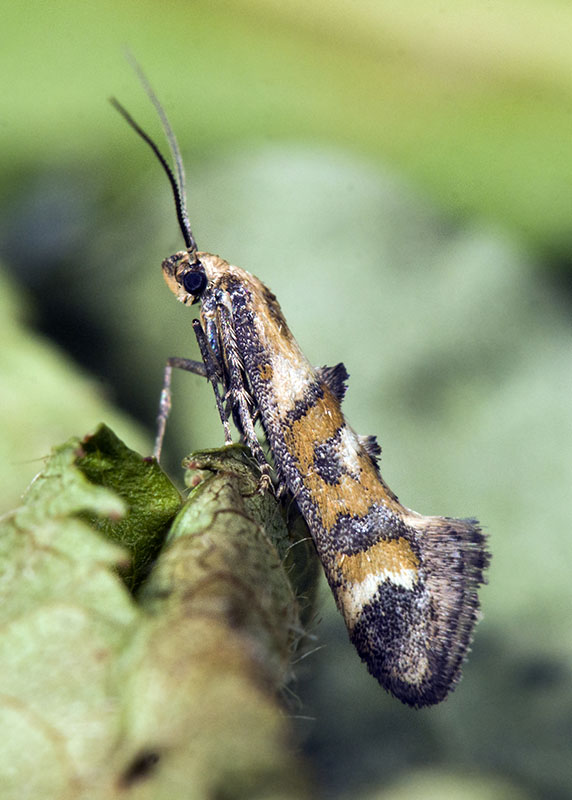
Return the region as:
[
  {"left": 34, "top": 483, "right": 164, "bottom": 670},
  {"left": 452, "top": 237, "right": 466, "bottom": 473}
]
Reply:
[
  {"left": 109, "top": 97, "right": 197, "bottom": 255},
  {"left": 125, "top": 53, "right": 188, "bottom": 214}
]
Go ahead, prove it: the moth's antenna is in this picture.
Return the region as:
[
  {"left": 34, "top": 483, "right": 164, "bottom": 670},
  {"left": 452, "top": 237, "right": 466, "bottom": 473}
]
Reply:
[
  {"left": 109, "top": 83, "right": 197, "bottom": 254},
  {"left": 125, "top": 53, "right": 188, "bottom": 212}
]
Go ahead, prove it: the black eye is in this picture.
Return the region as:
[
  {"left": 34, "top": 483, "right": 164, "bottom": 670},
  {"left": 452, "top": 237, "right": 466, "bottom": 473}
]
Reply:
[{"left": 182, "top": 269, "right": 207, "bottom": 296}]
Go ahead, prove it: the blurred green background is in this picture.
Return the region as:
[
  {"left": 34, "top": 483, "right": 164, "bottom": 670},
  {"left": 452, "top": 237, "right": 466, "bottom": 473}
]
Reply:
[{"left": 1, "top": 1, "right": 571, "bottom": 798}]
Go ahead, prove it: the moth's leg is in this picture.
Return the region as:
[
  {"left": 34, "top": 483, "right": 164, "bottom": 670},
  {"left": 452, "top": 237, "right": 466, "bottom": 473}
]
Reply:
[
  {"left": 218, "top": 305, "right": 272, "bottom": 489},
  {"left": 154, "top": 357, "right": 207, "bottom": 461},
  {"left": 200, "top": 316, "right": 234, "bottom": 425},
  {"left": 153, "top": 325, "right": 232, "bottom": 461},
  {"left": 191, "top": 319, "right": 234, "bottom": 445}
]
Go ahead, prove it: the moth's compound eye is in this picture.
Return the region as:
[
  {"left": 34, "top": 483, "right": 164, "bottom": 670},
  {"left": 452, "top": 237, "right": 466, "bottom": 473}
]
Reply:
[{"left": 182, "top": 269, "right": 207, "bottom": 296}]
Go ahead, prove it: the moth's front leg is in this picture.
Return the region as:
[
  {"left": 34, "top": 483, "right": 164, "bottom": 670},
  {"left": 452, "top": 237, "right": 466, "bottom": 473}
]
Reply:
[
  {"left": 191, "top": 319, "right": 233, "bottom": 446},
  {"left": 154, "top": 356, "right": 208, "bottom": 461},
  {"left": 153, "top": 318, "right": 233, "bottom": 461},
  {"left": 217, "top": 305, "right": 273, "bottom": 492}
]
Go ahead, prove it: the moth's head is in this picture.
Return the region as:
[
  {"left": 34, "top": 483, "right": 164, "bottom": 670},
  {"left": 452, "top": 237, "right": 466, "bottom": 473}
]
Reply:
[{"left": 161, "top": 251, "right": 208, "bottom": 305}]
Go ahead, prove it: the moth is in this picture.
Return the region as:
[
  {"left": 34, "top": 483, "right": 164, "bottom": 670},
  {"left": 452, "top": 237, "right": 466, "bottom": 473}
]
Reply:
[{"left": 111, "top": 75, "right": 489, "bottom": 708}]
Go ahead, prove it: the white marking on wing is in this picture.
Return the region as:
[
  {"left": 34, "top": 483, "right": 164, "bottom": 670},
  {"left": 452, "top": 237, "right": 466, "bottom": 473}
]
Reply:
[
  {"left": 340, "top": 567, "right": 418, "bottom": 629},
  {"left": 336, "top": 425, "right": 362, "bottom": 475},
  {"left": 270, "top": 352, "right": 314, "bottom": 412}
]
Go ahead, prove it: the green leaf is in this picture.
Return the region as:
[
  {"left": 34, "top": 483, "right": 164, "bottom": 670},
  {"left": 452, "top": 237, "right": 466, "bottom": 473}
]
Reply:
[
  {"left": 76, "top": 424, "right": 182, "bottom": 589},
  {"left": 0, "top": 431, "right": 317, "bottom": 799},
  {"left": 0, "top": 434, "right": 139, "bottom": 799}
]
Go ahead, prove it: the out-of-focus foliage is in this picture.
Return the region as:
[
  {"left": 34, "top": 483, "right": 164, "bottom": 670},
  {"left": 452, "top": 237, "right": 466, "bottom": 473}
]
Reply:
[
  {"left": 3, "top": 1, "right": 572, "bottom": 261},
  {"left": 1, "top": 2, "right": 571, "bottom": 799},
  {"left": 0, "top": 266, "right": 147, "bottom": 508}
]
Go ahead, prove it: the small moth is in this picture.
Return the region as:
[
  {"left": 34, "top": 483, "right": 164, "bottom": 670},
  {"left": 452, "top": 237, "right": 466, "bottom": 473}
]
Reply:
[{"left": 111, "top": 75, "right": 489, "bottom": 708}]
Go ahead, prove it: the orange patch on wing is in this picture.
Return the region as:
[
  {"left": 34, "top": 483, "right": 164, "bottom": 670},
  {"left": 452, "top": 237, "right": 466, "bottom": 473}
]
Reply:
[
  {"left": 283, "top": 388, "right": 345, "bottom": 469},
  {"left": 336, "top": 537, "right": 419, "bottom": 584},
  {"left": 284, "top": 388, "right": 404, "bottom": 528},
  {"left": 307, "top": 452, "right": 404, "bottom": 529}
]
